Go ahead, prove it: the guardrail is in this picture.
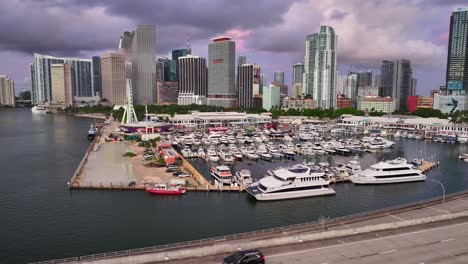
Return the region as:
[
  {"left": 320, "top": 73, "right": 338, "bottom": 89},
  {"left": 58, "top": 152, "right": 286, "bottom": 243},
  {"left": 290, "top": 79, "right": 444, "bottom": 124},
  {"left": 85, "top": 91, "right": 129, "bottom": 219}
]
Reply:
[{"left": 30, "top": 189, "right": 468, "bottom": 264}]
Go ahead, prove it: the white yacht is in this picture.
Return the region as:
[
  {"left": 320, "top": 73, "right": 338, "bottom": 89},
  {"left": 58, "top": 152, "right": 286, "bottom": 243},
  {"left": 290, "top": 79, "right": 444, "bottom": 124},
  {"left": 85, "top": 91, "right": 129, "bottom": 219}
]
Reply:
[
  {"left": 350, "top": 157, "right": 426, "bottom": 184},
  {"left": 246, "top": 164, "right": 335, "bottom": 201},
  {"left": 211, "top": 165, "right": 233, "bottom": 184},
  {"left": 31, "top": 106, "right": 47, "bottom": 114},
  {"left": 235, "top": 169, "right": 253, "bottom": 186}
]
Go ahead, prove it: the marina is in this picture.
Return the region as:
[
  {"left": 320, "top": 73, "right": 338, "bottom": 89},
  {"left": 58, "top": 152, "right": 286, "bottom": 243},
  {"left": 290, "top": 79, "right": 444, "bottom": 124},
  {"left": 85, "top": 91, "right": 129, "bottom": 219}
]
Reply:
[
  {"left": 70, "top": 115, "right": 444, "bottom": 198},
  {"left": 2, "top": 108, "right": 468, "bottom": 263}
]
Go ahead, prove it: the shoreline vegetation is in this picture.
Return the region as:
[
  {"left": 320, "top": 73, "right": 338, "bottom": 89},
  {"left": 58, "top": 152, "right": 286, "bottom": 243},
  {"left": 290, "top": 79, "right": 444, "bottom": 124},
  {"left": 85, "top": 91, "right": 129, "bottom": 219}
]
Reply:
[{"left": 53, "top": 104, "right": 468, "bottom": 124}]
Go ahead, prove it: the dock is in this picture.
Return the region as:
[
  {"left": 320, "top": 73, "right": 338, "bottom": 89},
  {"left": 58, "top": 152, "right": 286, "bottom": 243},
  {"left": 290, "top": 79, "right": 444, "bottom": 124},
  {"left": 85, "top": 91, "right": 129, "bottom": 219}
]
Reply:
[{"left": 418, "top": 160, "right": 439, "bottom": 173}]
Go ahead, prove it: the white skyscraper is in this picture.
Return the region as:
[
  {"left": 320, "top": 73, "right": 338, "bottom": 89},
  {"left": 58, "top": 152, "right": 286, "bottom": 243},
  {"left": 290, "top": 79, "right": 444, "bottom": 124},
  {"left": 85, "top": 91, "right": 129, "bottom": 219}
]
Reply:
[{"left": 303, "top": 26, "right": 337, "bottom": 109}]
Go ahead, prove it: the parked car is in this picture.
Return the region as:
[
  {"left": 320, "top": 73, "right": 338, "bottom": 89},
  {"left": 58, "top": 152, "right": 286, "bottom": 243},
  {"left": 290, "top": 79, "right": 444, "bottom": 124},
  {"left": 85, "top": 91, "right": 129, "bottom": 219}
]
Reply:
[
  {"left": 166, "top": 167, "right": 179, "bottom": 173},
  {"left": 223, "top": 249, "right": 265, "bottom": 264},
  {"left": 177, "top": 173, "right": 191, "bottom": 178}
]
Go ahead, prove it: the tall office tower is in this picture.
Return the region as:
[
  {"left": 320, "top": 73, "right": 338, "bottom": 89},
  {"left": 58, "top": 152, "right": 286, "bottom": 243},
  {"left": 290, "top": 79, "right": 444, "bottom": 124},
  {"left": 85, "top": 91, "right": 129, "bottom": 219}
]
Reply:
[
  {"left": 357, "top": 71, "right": 372, "bottom": 88},
  {"left": 292, "top": 63, "right": 304, "bottom": 84},
  {"left": 346, "top": 73, "right": 358, "bottom": 100},
  {"left": 446, "top": 7, "right": 468, "bottom": 96},
  {"left": 0, "top": 75, "right": 15, "bottom": 106},
  {"left": 271, "top": 81, "right": 288, "bottom": 103},
  {"left": 207, "top": 36, "right": 236, "bottom": 107},
  {"left": 101, "top": 53, "right": 127, "bottom": 105},
  {"left": 163, "top": 59, "right": 177, "bottom": 82},
  {"left": 380, "top": 59, "right": 413, "bottom": 110},
  {"left": 92, "top": 56, "right": 102, "bottom": 97},
  {"left": 156, "top": 58, "right": 168, "bottom": 82},
  {"left": 374, "top": 74, "right": 381, "bottom": 88},
  {"left": 274, "top": 71, "right": 285, "bottom": 85},
  {"left": 172, "top": 48, "right": 191, "bottom": 81},
  {"left": 262, "top": 85, "right": 280, "bottom": 111},
  {"left": 119, "top": 31, "right": 134, "bottom": 60},
  {"left": 303, "top": 26, "right": 337, "bottom": 108},
  {"left": 177, "top": 55, "right": 208, "bottom": 105},
  {"left": 50, "top": 64, "right": 73, "bottom": 107},
  {"left": 237, "top": 56, "right": 247, "bottom": 67},
  {"left": 237, "top": 64, "right": 261, "bottom": 108},
  {"left": 411, "top": 78, "right": 417, "bottom": 96},
  {"left": 130, "top": 25, "right": 156, "bottom": 104},
  {"left": 30, "top": 53, "right": 92, "bottom": 104}
]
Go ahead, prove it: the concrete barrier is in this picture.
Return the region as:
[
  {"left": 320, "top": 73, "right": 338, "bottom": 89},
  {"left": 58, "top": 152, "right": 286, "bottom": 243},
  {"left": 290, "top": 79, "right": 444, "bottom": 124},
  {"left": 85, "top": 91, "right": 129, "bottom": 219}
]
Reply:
[{"left": 78, "top": 210, "right": 468, "bottom": 264}]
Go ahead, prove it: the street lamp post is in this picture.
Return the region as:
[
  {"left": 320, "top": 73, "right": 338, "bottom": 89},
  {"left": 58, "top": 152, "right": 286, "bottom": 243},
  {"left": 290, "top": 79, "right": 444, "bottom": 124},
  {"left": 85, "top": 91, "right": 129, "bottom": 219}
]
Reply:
[{"left": 430, "top": 179, "right": 445, "bottom": 205}]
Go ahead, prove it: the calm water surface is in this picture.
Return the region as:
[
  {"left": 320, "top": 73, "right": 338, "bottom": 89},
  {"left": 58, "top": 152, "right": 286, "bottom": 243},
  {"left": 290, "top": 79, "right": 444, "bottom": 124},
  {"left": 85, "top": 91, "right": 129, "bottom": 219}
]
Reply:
[{"left": 1, "top": 108, "right": 468, "bottom": 263}]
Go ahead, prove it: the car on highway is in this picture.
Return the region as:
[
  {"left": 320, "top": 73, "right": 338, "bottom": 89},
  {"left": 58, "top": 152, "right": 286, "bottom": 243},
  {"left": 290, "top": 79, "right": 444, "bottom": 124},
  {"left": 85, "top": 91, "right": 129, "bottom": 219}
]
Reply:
[{"left": 223, "top": 249, "right": 265, "bottom": 264}]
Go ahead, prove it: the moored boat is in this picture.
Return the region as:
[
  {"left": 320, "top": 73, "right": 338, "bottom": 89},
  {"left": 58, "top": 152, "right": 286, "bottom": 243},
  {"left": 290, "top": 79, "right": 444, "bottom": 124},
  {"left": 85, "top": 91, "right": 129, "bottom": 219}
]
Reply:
[{"left": 146, "top": 184, "right": 186, "bottom": 195}]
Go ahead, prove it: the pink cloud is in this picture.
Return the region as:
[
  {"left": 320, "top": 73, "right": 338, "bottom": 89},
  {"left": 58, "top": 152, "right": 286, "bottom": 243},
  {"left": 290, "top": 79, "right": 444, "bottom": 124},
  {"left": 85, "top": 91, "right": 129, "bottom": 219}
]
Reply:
[{"left": 225, "top": 28, "right": 252, "bottom": 52}]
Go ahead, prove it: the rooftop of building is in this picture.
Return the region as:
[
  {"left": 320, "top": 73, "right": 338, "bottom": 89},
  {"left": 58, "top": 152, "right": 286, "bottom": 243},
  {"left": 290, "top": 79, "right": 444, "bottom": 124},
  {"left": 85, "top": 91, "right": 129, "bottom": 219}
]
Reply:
[{"left": 211, "top": 36, "right": 232, "bottom": 42}]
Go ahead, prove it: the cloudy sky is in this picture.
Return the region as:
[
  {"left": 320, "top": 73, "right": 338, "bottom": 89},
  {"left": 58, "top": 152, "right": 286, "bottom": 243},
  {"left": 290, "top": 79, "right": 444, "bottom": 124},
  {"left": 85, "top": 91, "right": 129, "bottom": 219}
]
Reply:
[{"left": 0, "top": 0, "right": 465, "bottom": 95}]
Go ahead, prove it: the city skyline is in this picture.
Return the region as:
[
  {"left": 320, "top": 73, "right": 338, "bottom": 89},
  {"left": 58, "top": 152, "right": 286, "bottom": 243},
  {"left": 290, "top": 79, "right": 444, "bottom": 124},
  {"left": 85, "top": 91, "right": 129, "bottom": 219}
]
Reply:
[{"left": 0, "top": 1, "right": 465, "bottom": 96}]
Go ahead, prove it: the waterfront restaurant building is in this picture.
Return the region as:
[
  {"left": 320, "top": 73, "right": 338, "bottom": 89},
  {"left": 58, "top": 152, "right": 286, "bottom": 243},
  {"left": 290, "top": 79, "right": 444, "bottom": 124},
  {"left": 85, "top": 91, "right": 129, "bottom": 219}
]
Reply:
[{"left": 169, "top": 111, "right": 272, "bottom": 128}]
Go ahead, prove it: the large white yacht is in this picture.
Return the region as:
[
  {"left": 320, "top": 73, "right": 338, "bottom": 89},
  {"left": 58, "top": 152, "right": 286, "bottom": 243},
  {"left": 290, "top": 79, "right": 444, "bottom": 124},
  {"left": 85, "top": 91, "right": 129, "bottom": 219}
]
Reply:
[
  {"left": 349, "top": 157, "right": 426, "bottom": 184},
  {"left": 246, "top": 164, "right": 335, "bottom": 201},
  {"left": 31, "top": 106, "right": 47, "bottom": 114}
]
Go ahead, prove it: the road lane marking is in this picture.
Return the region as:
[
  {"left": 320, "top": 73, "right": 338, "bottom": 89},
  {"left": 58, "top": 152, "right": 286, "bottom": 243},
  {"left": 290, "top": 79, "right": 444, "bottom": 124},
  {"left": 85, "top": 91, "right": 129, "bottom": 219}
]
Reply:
[
  {"left": 441, "top": 238, "right": 455, "bottom": 243},
  {"left": 387, "top": 213, "right": 405, "bottom": 221},
  {"left": 379, "top": 249, "right": 397, "bottom": 254},
  {"left": 267, "top": 221, "right": 468, "bottom": 259},
  {"left": 427, "top": 206, "right": 450, "bottom": 213}
]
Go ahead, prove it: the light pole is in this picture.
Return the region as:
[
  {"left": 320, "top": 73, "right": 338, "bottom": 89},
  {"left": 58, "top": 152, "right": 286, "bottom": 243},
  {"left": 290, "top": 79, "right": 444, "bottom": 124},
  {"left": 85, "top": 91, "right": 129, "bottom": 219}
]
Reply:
[{"left": 430, "top": 179, "right": 445, "bottom": 205}]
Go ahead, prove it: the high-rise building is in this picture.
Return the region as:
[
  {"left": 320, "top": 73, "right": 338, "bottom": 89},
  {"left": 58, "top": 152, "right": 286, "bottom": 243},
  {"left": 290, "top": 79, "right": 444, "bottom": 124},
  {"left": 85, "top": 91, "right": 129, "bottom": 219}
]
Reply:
[
  {"left": 446, "top": 7, "right": 468, "bottom": 95},
  {"left": 293, "top": 63, "right": 304, "bottom": 84},
  {"left": 262, "top": 85, "right": 280, "bottom": 111},
  {"left": 357, "top": 71, "right": 372, "bottom": 88},
  {"left": 156, "top": 58, "right": 169, "bottom": 82},
  {"left": 92, "top": 56, "right": 102, "bottom": 97},
  {"left": 177, "top": 55, "right": 208, "bottom": 105},
  {"left": 172, "top": 48, "right": 191, "bottom": 82},
  {"left": 207, "top": 36, "right": 236, "bottom": 107},
  {"left": 411, "top": 78, "right": 417, "bottom": 96},
  {"left": 119, "top": 31, "right": 134, "bottom": 60},
  {"left": 50, "top": 63, "right": 73, "bottom": 107},
  {"left": 237, "top": 56, "right": 247, "bottom": 67},
  {"left": 156, "top": 82, "right": 178, "bottom": 105},
  {"left": 380, "top": 59, "right": 413, "bottom": 110},
  {"left": 303, "top": 26, "right": 337, "bottom": 108},
  {"left": 0, "top": 75, "right": 15, "bottom": 106},
  {"left": 237, "top": 64, "right": 261, "bottom": 108},
  {"left": 163, "top": 60, "right": 177, "bottom": 82},
  {"left": 131, "top": 25, "right": 156, "bottom": 104},
  {"left": 101, "top": 53, "right": 127, "bottom": 105},
  {"left": 271, "top": 81, "right": 288, "bottom": 104},
  {"left": 30, "top": 53, "right": 92, "bottom": 104},
  {"left": 374, "top": 74, "right": 381, "bottom": 88},
  {"left": 274, "top": 71, "right": 285, "bottom": 85}
]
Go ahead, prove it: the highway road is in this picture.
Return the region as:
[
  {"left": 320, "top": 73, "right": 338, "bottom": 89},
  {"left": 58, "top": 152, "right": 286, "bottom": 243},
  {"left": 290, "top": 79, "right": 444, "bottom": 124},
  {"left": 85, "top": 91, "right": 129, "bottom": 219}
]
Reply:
[{"left": 165, "top": 219, "right": 468, "bottom": 264}]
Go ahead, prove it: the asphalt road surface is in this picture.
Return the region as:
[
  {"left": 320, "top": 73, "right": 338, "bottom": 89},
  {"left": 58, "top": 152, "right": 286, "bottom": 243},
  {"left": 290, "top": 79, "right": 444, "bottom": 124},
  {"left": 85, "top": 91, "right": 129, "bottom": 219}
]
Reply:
[{"left": 163, "top": 219, "right": 468, "bottom": 264}]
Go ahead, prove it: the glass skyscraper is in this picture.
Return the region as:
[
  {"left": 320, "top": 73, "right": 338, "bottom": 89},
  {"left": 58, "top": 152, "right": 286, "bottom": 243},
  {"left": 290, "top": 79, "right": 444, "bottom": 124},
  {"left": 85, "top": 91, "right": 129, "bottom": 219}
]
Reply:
[
  {"left": 30, "top": 53, "right": 92, "bottom": 104},
  {"left": 303, "top": 26, "right": 337, "bottom": 109},
  {"left": 446, "top": 7, "right": 468, "bottom": 95}
]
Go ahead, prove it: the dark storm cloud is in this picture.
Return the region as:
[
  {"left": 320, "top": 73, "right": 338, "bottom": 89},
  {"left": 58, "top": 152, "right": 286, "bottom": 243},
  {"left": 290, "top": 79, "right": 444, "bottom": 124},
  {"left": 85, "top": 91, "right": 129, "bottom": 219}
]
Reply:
[
  {"left": 329, "top": 9, "right": 348, "bottom": 21},
  {"left": 0, "top": 0, "right": 301, "bottom": 56}
]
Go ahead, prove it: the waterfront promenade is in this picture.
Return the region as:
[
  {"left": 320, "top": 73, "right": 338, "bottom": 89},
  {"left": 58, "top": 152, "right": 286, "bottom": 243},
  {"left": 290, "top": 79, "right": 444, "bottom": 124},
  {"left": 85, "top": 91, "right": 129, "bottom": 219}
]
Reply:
[{"left": 33, "top": 190, "right": 468, "bottom": 264}]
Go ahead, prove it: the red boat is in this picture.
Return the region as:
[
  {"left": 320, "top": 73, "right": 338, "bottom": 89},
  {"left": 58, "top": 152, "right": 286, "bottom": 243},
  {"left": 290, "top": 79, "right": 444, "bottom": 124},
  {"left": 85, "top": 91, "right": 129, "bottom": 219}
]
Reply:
[{"left": 146, "top": 184, "right": 186, "bottom": 195}]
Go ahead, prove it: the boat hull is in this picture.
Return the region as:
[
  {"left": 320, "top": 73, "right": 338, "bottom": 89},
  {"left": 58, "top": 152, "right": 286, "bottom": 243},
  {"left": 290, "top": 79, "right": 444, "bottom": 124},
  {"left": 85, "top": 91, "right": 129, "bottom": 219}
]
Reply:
[
  {"left": 250, "top": 188, "right": 336, "bottom": 201},
  {"left": 146, "top": 188, "right": 185, "bottom": 195},
  {"left": 350, "top": 175, "right": 426, "bottom": 185}
]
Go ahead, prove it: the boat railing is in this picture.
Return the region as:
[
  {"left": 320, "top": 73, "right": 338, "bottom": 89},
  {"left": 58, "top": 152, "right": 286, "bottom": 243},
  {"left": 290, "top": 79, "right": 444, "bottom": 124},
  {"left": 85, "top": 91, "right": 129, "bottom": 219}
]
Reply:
[{"left": 29, "top": 188, "right": 468, "bottom": 264}]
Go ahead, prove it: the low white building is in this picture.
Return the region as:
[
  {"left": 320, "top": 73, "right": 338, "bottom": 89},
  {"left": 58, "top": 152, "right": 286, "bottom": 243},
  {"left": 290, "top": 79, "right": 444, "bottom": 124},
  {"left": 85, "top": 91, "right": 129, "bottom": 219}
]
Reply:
[
  {"left": 169, "top": 111, "right": 272, "bottom": 127},
  {"left": 433, "top": 93, "right": 467, "bottom": 114},
  {"left": 357, "top": 97, "right": 396, "bottom": 113}
]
